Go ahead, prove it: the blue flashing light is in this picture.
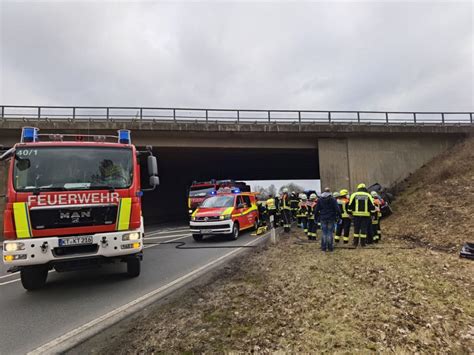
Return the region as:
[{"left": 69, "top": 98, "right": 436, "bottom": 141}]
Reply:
[
  {"left": 209, "top": 190, "right": 216, "bottom": 195},
  {"left": 232, "top": 188, "right": 241, "bottom": 193},
  {"left": 118, "top": 130, "right": 131, "bottom": 144},
  {"left": 21, "top": 127, "right": 39, "bottom": 143}
]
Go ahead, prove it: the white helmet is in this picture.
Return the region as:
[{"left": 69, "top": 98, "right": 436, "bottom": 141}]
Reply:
[
  {"left": 333, "top": 192, "right": 340, "bottom": 198},
  {"left": 282, "top": 187, "right": 289, "bottom": 193},
  {"left": 310, "top": 193, "right": 317, "bottom": 200},
  {"left": 371, "top": 191, "right": 378, "bottom": 197},
  {"left": 301, "top": 195, "right": 307, "bottom": 200}
]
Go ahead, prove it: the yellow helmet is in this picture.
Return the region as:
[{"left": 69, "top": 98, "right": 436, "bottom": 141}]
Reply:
[
  {"left": 340, "top": 189, "right": 348, "bottom": 196},
  {"left": 357, "top": 183, "right": 366, "bottom": 189}
]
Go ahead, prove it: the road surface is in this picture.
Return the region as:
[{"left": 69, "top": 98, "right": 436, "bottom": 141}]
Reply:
[{"left": 0, "top": 224, "right": 266, "bottom": 354}]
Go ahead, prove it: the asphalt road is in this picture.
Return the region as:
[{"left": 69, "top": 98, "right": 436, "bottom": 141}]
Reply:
[{"left": 0, "top": 224, "right": 266, "bottom": 354}]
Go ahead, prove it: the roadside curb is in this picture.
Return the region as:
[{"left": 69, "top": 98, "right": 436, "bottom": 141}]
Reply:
[{"left": 28, "top": 230, "right": 274, "bottom": 355}]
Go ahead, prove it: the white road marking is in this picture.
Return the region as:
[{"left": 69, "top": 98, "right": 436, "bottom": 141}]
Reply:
[
  {"left": 145, "top": 228, "right": 190, "bottom": 237},
  {"left": 0, "top": 272, "right": 19, "bottom": 280},
  {"left": 0, "top": 270, "right": 55, "bottom": 286},
  {"left": 28, "top": 236, "right": 262, "bottom": 355},
  {"left": 144, "top": 233, "right": 190, "bottom": 240}
]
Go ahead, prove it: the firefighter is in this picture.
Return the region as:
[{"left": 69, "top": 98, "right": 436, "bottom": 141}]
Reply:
[
  {"left": 297, "top": 194, "right": 309, "bottom": 234},
  {"left": 290, "top": 191, "right": 299, "bottom": 221},
  {"left": 266, "top": 195, "right": 277, "bottom": 229},
  {"left": 307, "top": 193, "right": 318, "bottom": 240},
  {"left": 296, "top": 193, "right": 305, "bottom": 228},
  {"left": 257, "top": 200, "right": 268, "bottom": 226},
  {"left": 281, "top": 188, "right": 292, "bottom": 232},
  {"left": 348, "top": 183, "right": 376, "bottom": 247},
  {"left": 335, "top": 189, "right": 351, "bottom": 244},
  {"left": 371, "top": 191, "right": 383, "bottom": 243}
]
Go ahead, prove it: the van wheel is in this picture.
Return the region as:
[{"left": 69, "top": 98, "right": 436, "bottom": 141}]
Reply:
[
  {"left": 21, "top": 265, "right": 48, "bottom": 291},
  {"left": 253, "top": 219, "right": 259, "bottom": 231},
  {"left": 193, "top": 234, "right": 203, "bottom": 242},
  {"left": 126, "top": 257, "right": 141, "bottom": 277},
  {"left": 230, "top": 223, "right": 239, "bottom": 240}
]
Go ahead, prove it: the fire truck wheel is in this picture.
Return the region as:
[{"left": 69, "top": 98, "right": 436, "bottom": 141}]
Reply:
[
  {"left": 21, "top": 265, "right": 48, "bottom": 291},
  {"left": 230, "top": 223, "right": 239, "bottom": 240},
  {"left": 126, "top": 257, "right": 141, "bottom": 277},
  {"left": 192, "top": 234, "right": 203, "bottom": 242}
]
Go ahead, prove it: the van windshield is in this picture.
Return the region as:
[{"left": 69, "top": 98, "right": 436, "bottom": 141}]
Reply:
[{"left": 200, "top": 195, "right": 234, "bottom": 208}]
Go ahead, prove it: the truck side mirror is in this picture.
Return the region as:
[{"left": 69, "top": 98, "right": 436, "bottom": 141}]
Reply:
[
  {"left": 147, "top": 156, "right": 158, "bottom": 176},
  {"left": 149, "top": 175, "right": 160, "bottom": 187}
]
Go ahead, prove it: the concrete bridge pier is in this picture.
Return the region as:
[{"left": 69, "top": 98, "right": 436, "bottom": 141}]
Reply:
[{"left": 318, "top": 136, "right": 460, "bottom": 192}]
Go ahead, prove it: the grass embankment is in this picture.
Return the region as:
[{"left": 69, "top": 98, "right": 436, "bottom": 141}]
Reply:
[{"left": 88, "top": 138, "right": 474, "bottom": 354}]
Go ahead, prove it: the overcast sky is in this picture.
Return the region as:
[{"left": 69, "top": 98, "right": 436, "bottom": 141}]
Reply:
[{"left": 0, "top": 1, "right": 472, "bottom": 111}]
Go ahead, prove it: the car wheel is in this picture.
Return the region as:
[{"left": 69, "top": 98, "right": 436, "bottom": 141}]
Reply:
[
  {"left": 20, "top": 265, "right": 49, "bottom": 291},
  {"left": 230, "top": 223, "right": 239, "bottom": 240},
  {"left": 193, "top": 234, "right": 203, "bottom": 242}
]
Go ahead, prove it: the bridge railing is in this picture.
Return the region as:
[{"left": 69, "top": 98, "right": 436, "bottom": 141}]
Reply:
[{"left": 0, "top": 105, "right": 473, "bottom": 125}]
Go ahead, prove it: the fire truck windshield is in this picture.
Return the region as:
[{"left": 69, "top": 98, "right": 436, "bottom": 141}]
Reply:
[
  {"left": 189, "top": 186, "right": 215, "bottom": 197},
  {"left": 13, "top": 147, "right": 133, "bottom": 192},
  {"left": 200, "top": 195, "right": 234, "bottom": 208}
]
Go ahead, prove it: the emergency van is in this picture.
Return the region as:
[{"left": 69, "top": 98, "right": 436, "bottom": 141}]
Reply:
[
  {"left": 187, "top": 179, "right": 250, "bottom": 215},
  {"left": 1, "top": 127, "right": 159, "bottom": 290},
  {"left": 189, "top": 189, "right": 258, "bottom": 241}
]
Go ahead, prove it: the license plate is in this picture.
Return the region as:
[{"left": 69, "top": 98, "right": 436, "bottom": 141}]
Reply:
[{"left": 58, "top": 236, "right": 93, "bottom": 247}]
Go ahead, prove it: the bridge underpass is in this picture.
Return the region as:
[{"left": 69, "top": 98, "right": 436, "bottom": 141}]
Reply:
[{"left": 141, "top": 147, "right": 319, "bottom": 223}]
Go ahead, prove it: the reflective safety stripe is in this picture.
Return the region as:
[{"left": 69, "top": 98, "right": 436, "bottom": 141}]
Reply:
[
  {"left": 353, "top": 234, "right": 359, "bottom": 238},
  {"left": 334, "top": 235, "right": 340, "bottom": 240},
  {"left": 343, "top": 236, "right": 349, "bottom": 241},
  {"left": 191, "top": 208, "right": 199, "bottom": 217},
  {"left": 116, "top": 198, "right": 132, "bottom": 231},
  {"left": 360, "top": 234, "right": 367, "bottom": 238},
  {"left": 222, "top": 207, "right": 234, "bottom": 216},
  {"left": 13, "top": 202, "right": 32, "bottom": 239}
]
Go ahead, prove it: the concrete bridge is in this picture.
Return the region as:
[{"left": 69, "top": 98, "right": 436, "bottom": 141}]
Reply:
[{"left": 1, "top": 105, "right": 473, "bottom": 222}]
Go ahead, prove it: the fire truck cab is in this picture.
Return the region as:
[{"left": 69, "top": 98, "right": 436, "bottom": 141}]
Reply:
[
  {"left": 189, "top": 188, "right": 259, "bottom": 241},
  {"left": 1, "top": 127, "right": 159, "bottom": 290}
]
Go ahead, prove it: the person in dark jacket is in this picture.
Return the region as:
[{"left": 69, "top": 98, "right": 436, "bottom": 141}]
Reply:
[{"left": 314, "top": 187, "right": 341, "bottom": 252}]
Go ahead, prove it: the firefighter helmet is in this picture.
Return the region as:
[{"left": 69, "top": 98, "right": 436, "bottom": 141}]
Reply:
[
  {"left": 340, "top": 189, "right": 349, "bottom": 196},
  {"left": 357, "top": 183, "right": 366, "bottom": 189},
  {"left": 282, "top": 187, "right": 289, "bottom": 193},
  {"left": 333, "top": 192, "right": 340, "bottom": 198},
  {"left": 371, "top": 191, "right": 378, "bottom": 197},
  {"left": 309, "top": 193, "right": 317, "bottom": 200},
  {"left": 301, "top": 194, "right": 307, "bottom": 200}
]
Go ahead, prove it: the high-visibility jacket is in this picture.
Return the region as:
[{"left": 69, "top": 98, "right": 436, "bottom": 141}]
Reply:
[
  {"left": 266, "top": 198, "right": 276, "bottom": 210},
  {"left": 306, "top": 201, "right": 317, "bottom": 219},
  {"left": 337, "top": 197, "right": 350, "bottom": 218},
  {"left": 348, "top": 191, "right": 375, "bottom": 217},
  {"left": 281, "top": 193, "right": 291, "bottom": 210},
  {"left": 297, "top": 201, "right": 309, "bottom": 217}
]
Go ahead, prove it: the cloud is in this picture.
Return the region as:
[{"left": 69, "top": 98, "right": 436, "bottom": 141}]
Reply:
[{"left": 1, "top": 1, "right": 472, "bottom": 111}]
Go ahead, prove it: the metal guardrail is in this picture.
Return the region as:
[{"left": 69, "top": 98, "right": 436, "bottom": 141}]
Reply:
[{"left": 0, "top": 105, "right": 473, "bottom": 125}]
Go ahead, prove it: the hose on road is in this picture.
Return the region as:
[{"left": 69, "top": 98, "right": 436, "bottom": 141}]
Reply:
[{"left": 143, "top": 241, "right": 259, "bottom": 249}]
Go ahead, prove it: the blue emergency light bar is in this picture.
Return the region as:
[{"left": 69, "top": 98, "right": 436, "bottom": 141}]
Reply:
[
  {"left": 21, "top": 127, "right": 39, "bottom": 143},
  {"left": 118, "top": 130, "right": 131, "bottom": 144}
]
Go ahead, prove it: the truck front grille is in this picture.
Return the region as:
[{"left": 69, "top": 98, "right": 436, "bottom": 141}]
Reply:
[{"left": 30, "top": 205, "right": 118, "bottom": 230}]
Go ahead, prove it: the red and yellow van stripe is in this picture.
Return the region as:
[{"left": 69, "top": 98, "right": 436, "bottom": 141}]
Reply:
[{"left": 116, "top": 198, "right": 132, "bottom": 231}]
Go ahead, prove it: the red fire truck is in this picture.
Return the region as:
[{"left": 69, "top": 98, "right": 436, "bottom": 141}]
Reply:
[
  {"left": 1, "top": 127, "right": 159, "bottom": 290},
  {"left": 187, "top": 179, "right": 250, "bottom": 215}
]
